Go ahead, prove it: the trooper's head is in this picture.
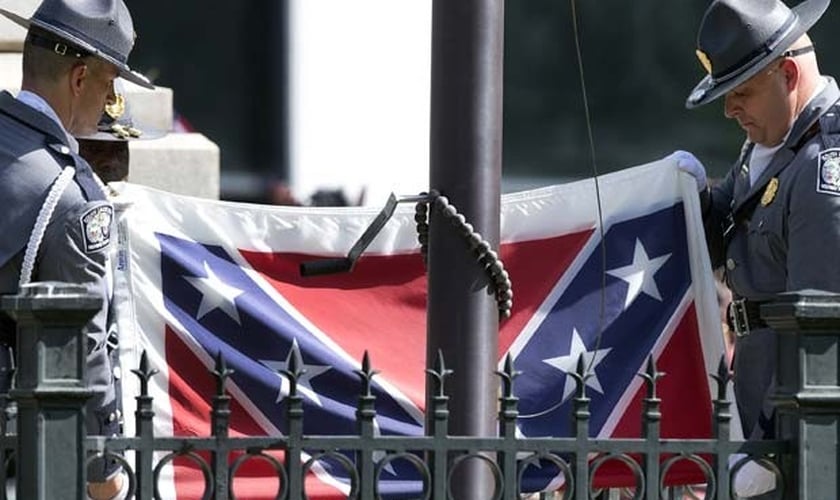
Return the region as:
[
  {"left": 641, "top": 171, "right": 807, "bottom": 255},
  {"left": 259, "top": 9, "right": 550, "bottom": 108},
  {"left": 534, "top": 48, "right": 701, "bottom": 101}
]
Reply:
[
  {"left": 685, "top": 0, "right": 828, "bottom": 109},
  {"left": 1, "top": 0, "right": 153, "bottom": 135}
]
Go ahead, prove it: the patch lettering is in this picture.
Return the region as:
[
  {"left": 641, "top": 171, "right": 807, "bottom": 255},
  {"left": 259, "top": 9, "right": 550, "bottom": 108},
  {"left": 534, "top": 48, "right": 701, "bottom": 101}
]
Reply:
[
  {"left": 817, "top": 148, "right": 840, "bottom": 196},
  {"left": 80, "top": 205, "right": 113, "bottom": 253}
]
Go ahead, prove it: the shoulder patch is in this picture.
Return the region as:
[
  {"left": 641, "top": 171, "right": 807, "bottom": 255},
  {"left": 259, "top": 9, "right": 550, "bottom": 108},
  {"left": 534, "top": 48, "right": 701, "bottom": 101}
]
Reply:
[
  {"left": 79, "top": 205, "right": 113, "bottom": 253},
  {"left": 817, "top": 148, "right": 840, "bottom": 196}
]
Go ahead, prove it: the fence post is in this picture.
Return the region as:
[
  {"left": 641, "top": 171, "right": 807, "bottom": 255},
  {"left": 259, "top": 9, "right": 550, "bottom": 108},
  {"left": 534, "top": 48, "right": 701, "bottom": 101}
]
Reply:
[
  {"left": 1, "top": 282, "right": 98, "bottom": 500},
  {"left": 762, "top": 289, "right": 840, "bottom": 499}
]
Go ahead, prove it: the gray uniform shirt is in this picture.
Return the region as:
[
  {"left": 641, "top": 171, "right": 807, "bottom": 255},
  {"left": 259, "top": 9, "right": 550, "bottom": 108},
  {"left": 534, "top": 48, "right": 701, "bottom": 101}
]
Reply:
[
  {"left": 706, "top": 77, "right": 840, "bottom": 300},
  {"left": 0, "top": 90, "right": 116, "bottom": 411},
  {"left": 704, "top": 77, "right": 840, "bottom": 438}
]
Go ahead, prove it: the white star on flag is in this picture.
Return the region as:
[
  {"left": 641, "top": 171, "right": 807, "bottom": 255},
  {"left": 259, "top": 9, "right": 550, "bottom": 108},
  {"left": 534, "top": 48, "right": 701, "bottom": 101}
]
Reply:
[
  {"left": 606, "top": 239, "right": 671, "bottom": 309},
  {"left": 261, "top": 339, "right": 330, "bottom": 407},
  {"left": 184, "top": 261, "right": 245, "bottom": 324},
  {"left": 543, "top": 328, "right": 612, "bottom": 403}
]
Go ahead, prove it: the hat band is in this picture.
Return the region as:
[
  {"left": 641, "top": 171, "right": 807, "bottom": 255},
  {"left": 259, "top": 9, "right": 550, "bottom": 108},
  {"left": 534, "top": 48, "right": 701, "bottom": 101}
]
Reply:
[
  {"left": 711, "top": 14, "right": 797, "bottom": 84},
  {"left": 27, "top": 31, "right": 89, "bottom": 58},
  {"left": 36, "top": 16, "right": 129, "bottom": 65}
]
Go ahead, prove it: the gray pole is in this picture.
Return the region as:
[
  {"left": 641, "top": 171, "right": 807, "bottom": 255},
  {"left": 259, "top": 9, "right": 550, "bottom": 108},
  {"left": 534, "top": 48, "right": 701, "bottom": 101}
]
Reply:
[
  {"left": 427, "top": 0, "right": 504, "bottom": 498},
  {"left": 1, "top": 282, "right": 98, "bottom": 500}
]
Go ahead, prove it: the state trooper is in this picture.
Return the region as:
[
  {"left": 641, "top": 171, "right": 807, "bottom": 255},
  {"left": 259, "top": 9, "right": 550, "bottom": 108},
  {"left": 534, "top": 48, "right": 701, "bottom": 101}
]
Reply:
[
  {"left": 0, "top": 1, "right": 154, "bottom": 499},
  {"left": 675, "top": 0, "right": 840, "bottom": 479}
]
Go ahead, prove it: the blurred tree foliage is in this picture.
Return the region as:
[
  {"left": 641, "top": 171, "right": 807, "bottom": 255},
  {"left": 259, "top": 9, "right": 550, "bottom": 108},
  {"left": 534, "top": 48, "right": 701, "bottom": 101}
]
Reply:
[{"left": 503, "top": 0, "right": 840, "bottom": 182}]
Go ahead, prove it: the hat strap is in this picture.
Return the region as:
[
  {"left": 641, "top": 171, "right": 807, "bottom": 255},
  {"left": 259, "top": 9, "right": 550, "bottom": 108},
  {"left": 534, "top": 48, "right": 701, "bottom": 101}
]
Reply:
[
  {"left": 27, "top": 31, "right": 89, "bottom": 59},
  {"left": 782, "top": 45, "right": 815, "bottom": 58}
]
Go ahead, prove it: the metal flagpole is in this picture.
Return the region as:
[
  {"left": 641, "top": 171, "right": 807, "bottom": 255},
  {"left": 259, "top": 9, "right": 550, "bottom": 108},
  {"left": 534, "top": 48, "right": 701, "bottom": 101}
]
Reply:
[{"left": 427, "top": 0, "right": 504, "bottom": 498}]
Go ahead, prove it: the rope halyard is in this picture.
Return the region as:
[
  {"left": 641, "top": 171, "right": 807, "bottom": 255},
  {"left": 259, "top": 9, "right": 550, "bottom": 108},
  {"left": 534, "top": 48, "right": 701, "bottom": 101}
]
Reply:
[{"left": 415, "top": 190, "right": 513, "bottom": 320}]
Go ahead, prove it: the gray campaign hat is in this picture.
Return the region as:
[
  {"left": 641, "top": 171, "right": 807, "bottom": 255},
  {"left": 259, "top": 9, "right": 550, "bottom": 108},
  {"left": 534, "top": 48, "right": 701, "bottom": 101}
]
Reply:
[
  {"left": 686, "top": 0, "right": 830, "bottom": 109},
  {"left": 0, "top": 0, "right": 153, "bottom": 89}
]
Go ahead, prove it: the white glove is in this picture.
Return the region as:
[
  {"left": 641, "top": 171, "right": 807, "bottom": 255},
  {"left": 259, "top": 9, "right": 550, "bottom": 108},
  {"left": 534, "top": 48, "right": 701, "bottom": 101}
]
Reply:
[
  {"left": 732, "top": 458, "right": 777, "bottom": 498},
  {"left": 669, "top": 150, "right": 707, "bottom": 192}
]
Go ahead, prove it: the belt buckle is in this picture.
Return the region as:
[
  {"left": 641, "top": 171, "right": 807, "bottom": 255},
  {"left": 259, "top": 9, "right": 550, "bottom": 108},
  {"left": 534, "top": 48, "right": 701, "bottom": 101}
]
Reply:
[{"left": 729, "top": 299, "right": 750, "bottom": 338}]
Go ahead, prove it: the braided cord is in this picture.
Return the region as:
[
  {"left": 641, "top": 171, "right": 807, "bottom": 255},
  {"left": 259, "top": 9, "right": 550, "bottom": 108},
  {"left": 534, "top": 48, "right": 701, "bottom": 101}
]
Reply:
[
  {"left": 19, "top": 166, "right": 76, "bottom": 288},
  {"left": 415, "top": 190, "right": 513, "bottom": 319}
]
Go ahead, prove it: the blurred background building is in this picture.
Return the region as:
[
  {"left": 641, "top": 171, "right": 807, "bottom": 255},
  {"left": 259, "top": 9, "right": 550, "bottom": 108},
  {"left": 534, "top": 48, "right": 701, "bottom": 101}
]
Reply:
[{"left": 114, "top": 0, "right": 840, "bottom": 203}]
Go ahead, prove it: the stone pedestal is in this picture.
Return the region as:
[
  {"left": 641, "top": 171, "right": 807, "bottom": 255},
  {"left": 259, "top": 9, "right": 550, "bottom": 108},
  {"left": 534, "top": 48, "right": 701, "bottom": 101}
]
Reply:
[{"left": 129, "top": 133, "right": 220, "bottom": 199}]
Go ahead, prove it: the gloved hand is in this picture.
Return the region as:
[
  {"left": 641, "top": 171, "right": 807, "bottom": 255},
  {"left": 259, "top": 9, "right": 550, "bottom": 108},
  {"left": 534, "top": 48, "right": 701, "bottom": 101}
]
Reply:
[
  {"left": 668, "top": 150, "right": 707, "bottom": 192},
  {"left": 732, "top": 458, "right": 777, "bottom": 498}
]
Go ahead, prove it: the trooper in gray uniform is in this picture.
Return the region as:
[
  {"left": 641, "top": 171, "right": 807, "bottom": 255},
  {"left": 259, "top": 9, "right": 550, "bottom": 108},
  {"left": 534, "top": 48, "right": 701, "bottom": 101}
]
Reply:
[
  {"left": 0, "top": 1, "right": 153, "bottom": 499},
  {"left": 678, "top": 0, "right": 840, "bottom": 446}
]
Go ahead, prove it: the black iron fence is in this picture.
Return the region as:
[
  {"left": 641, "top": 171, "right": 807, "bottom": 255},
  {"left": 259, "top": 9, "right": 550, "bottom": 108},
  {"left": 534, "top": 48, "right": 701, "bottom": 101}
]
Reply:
[{"left": 0, "top": 282, "right": 838, "bottom": 499}]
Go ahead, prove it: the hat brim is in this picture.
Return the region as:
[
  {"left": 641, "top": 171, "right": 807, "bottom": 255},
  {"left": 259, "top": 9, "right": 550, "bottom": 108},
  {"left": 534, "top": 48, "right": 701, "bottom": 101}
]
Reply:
[
  {"left": 685, "top": 0, "right": 830, "bottom": 109},
  {"left": 0, "top": 7, "right": 154, "bottom": 89},
  {"left": 76, "top": 125, "right": 165, "bottom": 142}
]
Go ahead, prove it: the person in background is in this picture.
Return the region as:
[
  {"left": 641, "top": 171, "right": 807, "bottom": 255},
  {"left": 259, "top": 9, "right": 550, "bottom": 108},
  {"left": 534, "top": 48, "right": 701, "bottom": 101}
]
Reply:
[
  {"left": 0, "top": 1, "right": 155, "bottom": 498},
  {"left": 674, "top": 0, "right": 840, "bottom": 495},
  {"left": 77, "top": 78, "right": 164, "bottom": 184}
]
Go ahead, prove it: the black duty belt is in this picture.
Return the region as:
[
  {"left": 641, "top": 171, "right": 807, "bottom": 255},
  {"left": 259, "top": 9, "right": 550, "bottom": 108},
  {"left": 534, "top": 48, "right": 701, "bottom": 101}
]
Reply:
[{"left": 727, "top": 298, "right": 768, "bottom": 338}]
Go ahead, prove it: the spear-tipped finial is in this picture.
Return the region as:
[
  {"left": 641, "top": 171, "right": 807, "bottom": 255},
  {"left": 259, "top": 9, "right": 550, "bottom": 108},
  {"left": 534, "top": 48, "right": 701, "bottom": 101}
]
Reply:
[
  {"left": 710, "top": 355, "right": 732, "bottom": 402},
  {"left": 131, "top": 350, "right": 159, "bottom": 396},
  {"left": 495, "top": 353, "right": 522, "bottom": 398},
  {"left": 426, "top": 349, "right": 453, "bottom": 398},
  {"left": 279, "top": 341, "right": 306, "bottom": 397},
  {"left": 212, "top": 351, "right": 235, "bottom": 396},
  {"left": 567, "top": 354, "right": 593, "bottom": 399},
  {"left": 638, "top": 355, "right": 665, "bottom": 399},
  {"left": 354, "top": 351, "right": 380, "bottom": 397}
]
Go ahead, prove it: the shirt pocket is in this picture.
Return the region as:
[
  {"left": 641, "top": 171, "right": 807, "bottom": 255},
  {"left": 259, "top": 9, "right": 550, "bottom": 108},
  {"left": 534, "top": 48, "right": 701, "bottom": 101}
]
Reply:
[{"left": 746, "top": 202, "right": 787, "bottom": 292}]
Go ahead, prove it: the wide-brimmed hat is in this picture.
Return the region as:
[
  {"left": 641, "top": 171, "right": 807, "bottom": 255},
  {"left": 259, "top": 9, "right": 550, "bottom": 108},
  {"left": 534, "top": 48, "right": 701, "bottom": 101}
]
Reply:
[
  {"left": 686, "top": 0, "right": 830, "bottom": 109},
  {"left": 0, "top": 0, "right": 152, "bottom": 89},
  {"left": 75, "top": 78, "right": 164, "bottom": 141}
]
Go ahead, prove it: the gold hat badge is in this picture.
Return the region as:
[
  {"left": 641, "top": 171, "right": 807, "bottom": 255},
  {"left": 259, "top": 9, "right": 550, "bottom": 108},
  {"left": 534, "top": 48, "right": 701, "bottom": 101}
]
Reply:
[
  {"left": 696, "top": 49, "right": 713, "bottom": 75},
  {"left": 102, "top": 93, "right": 142, "bottom": 139},
  {"left": 105, "top": 93, "right": 125, "bottom": 120},
  {"left": 761, "top": 177, "right": 779, "bottom": 206}
]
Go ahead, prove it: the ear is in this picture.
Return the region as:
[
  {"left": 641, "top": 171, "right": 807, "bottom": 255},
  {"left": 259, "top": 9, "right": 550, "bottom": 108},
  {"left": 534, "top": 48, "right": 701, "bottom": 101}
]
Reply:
[
  {"left": 780, "top": 58, "right": 800, "bottom": 92},
  {"left": 68, "top": 62, "right": 88, "bottom": 97}
]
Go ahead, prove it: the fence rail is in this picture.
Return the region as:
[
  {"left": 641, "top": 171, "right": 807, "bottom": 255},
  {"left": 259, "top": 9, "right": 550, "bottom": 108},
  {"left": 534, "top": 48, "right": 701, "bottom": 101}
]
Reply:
[{"left": 2, "top": 283, "right": 839, "bottom": 499}]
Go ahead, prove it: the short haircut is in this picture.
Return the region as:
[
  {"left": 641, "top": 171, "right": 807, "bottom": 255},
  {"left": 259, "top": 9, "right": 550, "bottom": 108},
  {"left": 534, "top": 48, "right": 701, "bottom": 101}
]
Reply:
[{"left": 22, "top": 27, "right": 89, "bottom": 83}]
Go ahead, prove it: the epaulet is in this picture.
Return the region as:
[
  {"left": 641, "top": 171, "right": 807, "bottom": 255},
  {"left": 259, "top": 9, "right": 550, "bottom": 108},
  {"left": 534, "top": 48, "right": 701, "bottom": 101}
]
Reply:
[{"left": 818, "top": 104, "right": 840, "bottom": 138}]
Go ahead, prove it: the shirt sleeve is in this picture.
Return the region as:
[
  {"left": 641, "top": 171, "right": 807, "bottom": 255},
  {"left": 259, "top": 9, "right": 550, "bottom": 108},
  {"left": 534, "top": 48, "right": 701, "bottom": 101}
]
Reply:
[
  {"left": 36, "top": 196, "right": 115, "bottom": 403},
  {"left": 786, "top": 149, "right": 840, "bottom": 293}
]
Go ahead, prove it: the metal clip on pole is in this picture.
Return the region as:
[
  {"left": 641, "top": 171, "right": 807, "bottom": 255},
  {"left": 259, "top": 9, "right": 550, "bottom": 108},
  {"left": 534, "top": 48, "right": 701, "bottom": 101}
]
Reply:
[{"left": 300, "top": 194, "right": 431, "bottom": 277}]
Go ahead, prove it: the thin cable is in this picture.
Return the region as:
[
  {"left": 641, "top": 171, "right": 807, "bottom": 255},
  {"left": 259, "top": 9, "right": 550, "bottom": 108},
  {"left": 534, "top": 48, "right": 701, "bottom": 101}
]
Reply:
[
  {"left": 518, "top": 0, "right": 609, "bottom": 421},
  {"left": 570, "top": 0, "right": 608, "bottom": 372}
]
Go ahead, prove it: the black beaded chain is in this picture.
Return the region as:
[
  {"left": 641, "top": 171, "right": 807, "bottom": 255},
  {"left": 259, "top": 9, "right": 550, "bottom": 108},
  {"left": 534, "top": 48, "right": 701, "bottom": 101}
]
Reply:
[{"left": 415, "top": 190, "right": 513, "bottom": 319}]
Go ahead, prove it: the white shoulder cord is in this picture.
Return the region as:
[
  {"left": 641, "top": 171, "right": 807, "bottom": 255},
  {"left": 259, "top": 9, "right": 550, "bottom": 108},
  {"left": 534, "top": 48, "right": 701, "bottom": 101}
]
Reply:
[{"left": 18, "top": 166, "right": 76, "bottom": 288}]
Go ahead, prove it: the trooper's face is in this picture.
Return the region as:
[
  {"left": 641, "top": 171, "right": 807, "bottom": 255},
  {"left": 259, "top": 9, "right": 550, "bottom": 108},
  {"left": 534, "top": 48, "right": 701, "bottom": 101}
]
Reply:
[
  {"left": 68, "top": 59, "right": 119, "bottom": 137},
  {"left": 723, "top": 59, "right": 794, "bottom": 147}
]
